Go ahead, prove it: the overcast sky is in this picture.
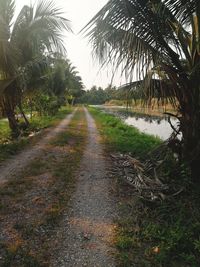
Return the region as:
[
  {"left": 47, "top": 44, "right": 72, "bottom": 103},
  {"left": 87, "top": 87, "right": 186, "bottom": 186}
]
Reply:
[{"left": 15, "top": 0, "right": 126, "bottom": 89}]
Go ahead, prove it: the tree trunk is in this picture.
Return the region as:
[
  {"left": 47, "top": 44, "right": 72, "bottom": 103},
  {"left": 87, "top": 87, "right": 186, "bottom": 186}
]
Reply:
[
  {"left": 71, "top": 98, "right": 75, "bottom": 106},
  {"left": 180, "top": 104, "right": 200, "bottom": 185},
  {"left": 18, "top": 103, "right": 30, "bottom": 127},
  {"left": 191, "top": 159, "right": 200, "bottom": 186},
  {"left": 5, "top": 106, "right": 20, "bottom": 137},
  {"left": 30, "top": 98, "right": 33, "bottom": 120},
  {"left": 1, "top": 85, "right": 20, "bottom": 138}
]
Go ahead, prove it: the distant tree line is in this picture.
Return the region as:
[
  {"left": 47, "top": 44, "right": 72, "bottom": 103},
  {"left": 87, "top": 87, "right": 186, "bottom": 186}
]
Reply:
[{"left": 78, "top": 85, "right": 132, "bottom": 105}]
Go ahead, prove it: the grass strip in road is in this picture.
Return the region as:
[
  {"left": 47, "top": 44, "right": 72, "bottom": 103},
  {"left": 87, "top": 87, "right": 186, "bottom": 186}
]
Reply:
[
  {"left": 0, "top": 108, "right": 87, "bottom": 267},
  {"left": 0, "top": 106, "right": 72, "bottom": 163},
  {"left": 90, "top": 107, "right": 200, "bottom": 267}
]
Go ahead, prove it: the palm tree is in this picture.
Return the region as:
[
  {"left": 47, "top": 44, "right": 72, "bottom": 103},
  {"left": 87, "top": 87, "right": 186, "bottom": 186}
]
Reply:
[
  {"left": 84, "top": 0, "right": 200, "bottom": 183},
  {"left": 41, "top": 56, "right": 84, "bottom": 105},
  {"left": 64, "top": 61, "right": 84, "bottom": 105},
  {"left": 0, "top": 0, "right": 71, "bottom": 136}
]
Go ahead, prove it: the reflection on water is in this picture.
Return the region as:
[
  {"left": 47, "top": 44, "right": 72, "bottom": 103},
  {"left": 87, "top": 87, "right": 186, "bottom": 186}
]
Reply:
[
  {"left": 95, "top": 106, "right": 177, "bottom": 140},
  {"left": 125, "top": 116, "right": 173, "bottom": 140}
]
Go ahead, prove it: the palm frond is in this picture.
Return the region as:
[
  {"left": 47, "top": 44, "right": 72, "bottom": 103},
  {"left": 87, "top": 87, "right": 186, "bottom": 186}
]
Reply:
[
  {"left": 164, "top": 0, "right": 196, "bottom": 24},
  {"left": 83, "top": 0, "right": 199, "bottom": 104},
  {"left": 0, "top": 0, "right": 15, "bottom": 27},
  {"left": 83, "top": 0, "right": 186, "bottom": 75},
  {"left": 11, "top": 0, "right": 71, "bottom": 60},
  {"left": 0, "top": 0, "right": 19, "bottom": 77}
]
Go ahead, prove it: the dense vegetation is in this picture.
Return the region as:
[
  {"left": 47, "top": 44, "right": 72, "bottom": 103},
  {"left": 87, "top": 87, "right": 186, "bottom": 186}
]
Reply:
[
  {"left": 0, "top": 0, "right": 83, "bottom": 138},
  {"left": 1, "top": 0, "right": 200, "bottom": 265},
  {"left": 85, "top": 0, "right": 200, "bottom": 184},
  {"left": 91, "top": 107, "right": 200, "bottom": 267},
  {"left": 78, "top": 85, "right": 125, "bottom": 105},
  {"left": 78, "top": 84, "right": 141, "bottom": 107}
]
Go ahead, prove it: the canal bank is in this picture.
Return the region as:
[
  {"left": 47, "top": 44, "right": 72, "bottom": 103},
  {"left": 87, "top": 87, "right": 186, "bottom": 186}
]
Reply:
[
  {"left": 92, "top": 105, "right": 179, "bottom": 140},
  {"left": 89, "top": 106, "right": 198, "bottom": 267}
]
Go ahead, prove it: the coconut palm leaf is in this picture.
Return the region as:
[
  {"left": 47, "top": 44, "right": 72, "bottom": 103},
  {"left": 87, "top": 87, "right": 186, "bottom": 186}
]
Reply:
[
  {"left": 0, "top": 0, "right": 71, "bottom": 133},
  {"left": 83, "top": 0, "right": 200, "bottom": 104},
  {"left": 0, "top": 0, "right": 15, "bottom": 27},
  {"left": 0, "top": 0, "right": 19, "bottom": 77},
  {"left": 85, "top": 1, "right": 197, "bottom": 68},
  {"left": 11, "top": 0, "right": 71, "bottom": 63},
  {"left": 85, "top": 0, "right": 200, "bottom": 180}
]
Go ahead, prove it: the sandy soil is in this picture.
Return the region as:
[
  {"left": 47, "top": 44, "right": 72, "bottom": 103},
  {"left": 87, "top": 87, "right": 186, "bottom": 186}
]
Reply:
[
  {"left": 51, "top": 108, "right": 117, "bottom": 267},
  {"left": 0, "top": 110, "right": 76, "bottom": 185}
]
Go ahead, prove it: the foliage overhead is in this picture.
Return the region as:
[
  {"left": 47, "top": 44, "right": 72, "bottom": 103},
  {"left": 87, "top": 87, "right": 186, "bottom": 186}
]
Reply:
[{"left": 84, "top": 0, "right": 200, "bottom": 182}]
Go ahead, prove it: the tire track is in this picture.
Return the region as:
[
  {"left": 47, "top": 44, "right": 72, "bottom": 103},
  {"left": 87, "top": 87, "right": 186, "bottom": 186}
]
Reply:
[
  {"left": 52, "top": 107, "right": 116, "bottom": 267},
  {"left": 0, "top": 110, "right": 76, "bottom": 184}
]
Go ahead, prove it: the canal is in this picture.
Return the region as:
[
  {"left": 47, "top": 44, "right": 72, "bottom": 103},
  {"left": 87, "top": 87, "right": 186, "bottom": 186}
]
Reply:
[{"left": 94, "top": 106, "right": 178, "bottom": 140}]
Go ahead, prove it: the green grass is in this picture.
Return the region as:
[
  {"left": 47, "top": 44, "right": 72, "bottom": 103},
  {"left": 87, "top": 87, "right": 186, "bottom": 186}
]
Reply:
[
  {"left": 50, "top": 132, "right": 71, "bottom": 147},
  {"left": 0, "top": 119, "right": 11, "bottom": 143},
  {"left": 28, "top": 106, "right": 72, "bottom": 131},
  {"left": 90, "top": 107, "right": 200, "bottom": 267},
  {"left": 0, "top": 106, "right": 72, "bottom": 163},
  {"left": 0, "top": 139, "right": 29, "bottom": 163},
  {"left": 115, "top": 192, "right": 200, "bottom": 267},
  {"left": 89, "top": 107, "right": 160, "bottom": 158}
]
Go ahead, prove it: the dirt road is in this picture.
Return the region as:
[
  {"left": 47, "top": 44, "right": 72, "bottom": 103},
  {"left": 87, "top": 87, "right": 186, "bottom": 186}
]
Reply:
[
  {"left": 0, "top": 108, "right": 117, "bottom": 266},
  {"left": 51, "top": 108, "right": 117, "bottom": 267},
  {"left": 0, "top": 110, "right": 76, "bottom": 184}
]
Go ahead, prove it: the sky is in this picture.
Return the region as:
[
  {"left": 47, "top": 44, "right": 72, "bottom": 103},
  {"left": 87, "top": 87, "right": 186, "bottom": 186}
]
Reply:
[{"left": 15, "top": 0, "right": 127, "bottom": 89}]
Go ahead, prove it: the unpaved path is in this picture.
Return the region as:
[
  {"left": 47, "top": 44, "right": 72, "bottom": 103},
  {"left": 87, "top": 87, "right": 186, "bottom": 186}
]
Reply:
[
  {"left": 0, "top": 110, "right": 76, "bottom": 184},
  {"left": 51, "top": 108, "right": 117, "bottom": 267}
]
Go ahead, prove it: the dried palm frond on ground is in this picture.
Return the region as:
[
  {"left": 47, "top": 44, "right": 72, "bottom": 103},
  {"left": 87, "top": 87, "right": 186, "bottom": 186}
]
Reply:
[{"left": 110, "top": 150, "right": 184, "bottom": 202}]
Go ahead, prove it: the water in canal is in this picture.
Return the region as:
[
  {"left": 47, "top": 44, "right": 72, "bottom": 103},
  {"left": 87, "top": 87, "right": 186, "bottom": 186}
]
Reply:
[{"left": 95, "top": 106, "right": 178, "bottom": 140}]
